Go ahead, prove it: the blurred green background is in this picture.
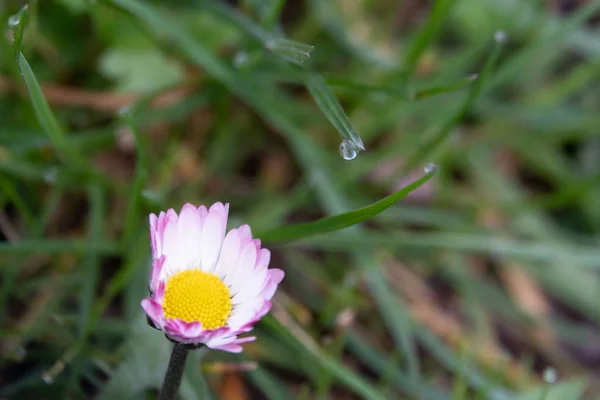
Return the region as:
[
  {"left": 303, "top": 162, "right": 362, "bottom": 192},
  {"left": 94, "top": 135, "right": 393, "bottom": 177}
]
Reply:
[{"left": 2, "top": 0, "right": 600, "bottom": 399}]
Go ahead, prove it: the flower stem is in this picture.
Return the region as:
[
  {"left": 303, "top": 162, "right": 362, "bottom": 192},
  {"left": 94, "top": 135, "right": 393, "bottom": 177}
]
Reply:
[{"left": 159, "top": 343, "right": 189, "bottom": 400}]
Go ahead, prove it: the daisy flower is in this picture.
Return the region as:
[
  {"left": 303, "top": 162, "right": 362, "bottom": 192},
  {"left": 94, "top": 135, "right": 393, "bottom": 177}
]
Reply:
[{"left": 141, "top": 202, "right": 284, "bottom": 353}]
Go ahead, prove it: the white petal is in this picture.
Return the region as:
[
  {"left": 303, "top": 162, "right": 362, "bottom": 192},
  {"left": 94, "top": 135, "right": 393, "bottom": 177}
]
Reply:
[
  {"left": 227, "top": 240, "right": 257, "bottom": 296},
  {"left": 199, "top": 204, "right": 227, "bottom": 272},
  {"left": 176, "top": 204, "right": 202, "bottom": 267},
  {"left": 213, "top": 229, "right": 241, "bottom": 278}
]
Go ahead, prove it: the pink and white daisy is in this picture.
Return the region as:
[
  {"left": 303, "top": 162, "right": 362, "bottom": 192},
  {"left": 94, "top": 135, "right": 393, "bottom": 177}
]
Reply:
[{"left": 141, "top": 202, "right": 284, "bottom": 353}]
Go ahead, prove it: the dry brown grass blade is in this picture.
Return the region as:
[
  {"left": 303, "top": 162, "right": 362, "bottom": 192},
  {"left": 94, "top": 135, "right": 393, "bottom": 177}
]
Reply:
[{"left": 0, "top": 76, "right": 193, "bottom": 111}]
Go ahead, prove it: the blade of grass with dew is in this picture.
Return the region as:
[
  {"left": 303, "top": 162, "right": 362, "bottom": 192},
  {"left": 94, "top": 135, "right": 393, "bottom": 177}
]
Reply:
[
  {"left": 266, "top": 38, "right": 315, "bottom": 66},
  {"left": 10, "top": 4, "right": 29, "bottom": 58},
  {"left": 401, "top": 31, "right": 504, "bottom": 174},
  {"left": 305, "top": 73, "right": 365, "bottom": 150},
  {"left": 196, "top": 0, "right": 365, "bottom": 149},
  {"left": 258, "top": 171, "right": 434, "bottom": 242}
]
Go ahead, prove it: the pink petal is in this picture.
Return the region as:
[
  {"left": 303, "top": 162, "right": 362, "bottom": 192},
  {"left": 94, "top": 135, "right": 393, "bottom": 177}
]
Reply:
[
  {"left": 269, "top": 268, "right": 285, "bottom": 285},
  {"left": 141, "top": 298, "right": 165, "bottom": 330},
  {"left": 150, "top": 256, "right": 165, "bottom": 293},
  {"left": 210, "top": 336, "right": 256, "bottom": 353}
]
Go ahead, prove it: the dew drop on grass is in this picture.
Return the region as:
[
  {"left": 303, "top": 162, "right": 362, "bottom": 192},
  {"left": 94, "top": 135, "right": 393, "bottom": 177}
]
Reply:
[
  {"left": 494, "top": 30, "right": 507, "bottom": 43},
  {"left": 8, "top": 14, "right": 21, "bottom": 27},
  {"left": 233, "top": 51, "right": 248, "bottom": 68},
  {"left": 424, "top": 162, "right": 439, "bottom": 174},
  {"left": 117, "top": 107, "right": 130, "bottom": 117},
  {"left": 8, "top": 5, "right": 27, "bottom": 27},
  {"left": 41, "top": 372, "right": 54, "bottom": 385},
  {"left": 543, "top": 367, "right": 557, "bottom": 384},
  {"left": 339, "top": 139, "right": 359, "bottom": 160}
]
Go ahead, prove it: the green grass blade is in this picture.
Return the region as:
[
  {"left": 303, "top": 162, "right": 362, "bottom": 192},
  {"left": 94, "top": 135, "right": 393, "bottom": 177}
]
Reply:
[
  {"left": 120, "top": 109, "right": 148, "bottom": 245},
  {"left": 17, "top": 53, "right": 79, "bottom": 165},
  {"left": 79, "top": 186, "right": 104, "bottom": 336},
  {"left": 258, "top": 171, "right": 435, "bottom": 242},
  {"left": 293, "top": 232, "right": 600, "bottom": 269},
  {"left": 415, "top": 74, "right": 479, "bottom": 100}
]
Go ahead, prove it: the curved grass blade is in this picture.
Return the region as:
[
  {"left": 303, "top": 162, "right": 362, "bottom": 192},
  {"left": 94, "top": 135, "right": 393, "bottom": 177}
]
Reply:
[
  {"left": 415, "top": 74, "right": 479, "bottom": 100},
  {"left": 258, "top": 171, "right": 435, "bottom": 242},
  {"left": 11, "top": 7, "right": 80, "bottom": 166},
  {"left": 17, "top": 53, "right": 80, "bottom": 165},
  {"left": 306, "top": 73, "right": 365, "bottom": 150}
]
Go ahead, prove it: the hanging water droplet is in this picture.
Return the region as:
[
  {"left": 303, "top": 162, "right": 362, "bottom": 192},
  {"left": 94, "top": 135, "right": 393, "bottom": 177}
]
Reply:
[
  {"left": 117, "top": 106, "right": 130, "bottom": 117},
  {"left": 43, "top": 168, "right": 58, "bottom": 184},
  {"left": 468, "top": 73, "right": 479, "bottom": 81},
  {"left": 8, "top": 5, "right": 27, "bottom": 27},
  {"left": 543, "top": 367, "right": 557, "bottom": 384},
  {"left": 8, "top": 14, "right": 21, "bottom": 27},
  {"left": 494, "top": 30, "right": 507, "bottom": 43},
  {"left": 232, "top": 51, "right": 248, "bottom": 68},
  {"left": 41, "top": 372, "right": 54, "bottom": 385},
  {"left": 424, "top": 162, "right": 439, "bottom": 174},
  {"left": 339, "top": 139, "right": 359, "bottom": 160}
]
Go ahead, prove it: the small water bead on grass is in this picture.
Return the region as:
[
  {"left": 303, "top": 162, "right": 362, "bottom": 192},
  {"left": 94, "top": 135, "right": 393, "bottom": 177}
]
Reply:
[
  {"left": 494, "top": 30, "right": 507, "bottom": 43},
  {"left": 232, "top": 51, "right": 248, "bottom": 68},
  {"left": 8, "top": 5, "right": 28, "bottom": 27},
  {"left": 543, "top": 367, "right": 558, "bottom": 384},
  {"left": 424, "top": 162, "right": 440, "bottom": 174},
  {"left": 339, "top": 139, "right": 360, "bottom": 160}
]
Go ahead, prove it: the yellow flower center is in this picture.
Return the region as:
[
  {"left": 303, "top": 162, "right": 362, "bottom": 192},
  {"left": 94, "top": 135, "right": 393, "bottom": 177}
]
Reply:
[{"left": 163, "top": 269, "right": 232, "bottom": 329}]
